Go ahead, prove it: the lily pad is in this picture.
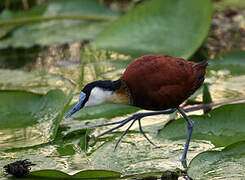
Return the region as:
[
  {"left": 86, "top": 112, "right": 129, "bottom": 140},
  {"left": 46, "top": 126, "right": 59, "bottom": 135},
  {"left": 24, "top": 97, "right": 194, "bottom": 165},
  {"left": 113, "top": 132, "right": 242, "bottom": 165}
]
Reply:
[
  {"left": 28, "top": 169, "right": 121, "bottom": 179},
  {"left": 188, "top": 141, "right": 245, "bottom": 180},
  {"left": 0, "top": 69, "right": 74, "bottom": 94},
  {"left": 0, "top": 0, "right": 120, "bottom": 48},
  {"left": 93, "top": 0, "right": 212, "bottom": 59},
  {"left": 72, "top": 170, "right": 121, "bottom": 179},
  {"left": 0, "top": 9, "right": 20, "bottom": 39},
  {"left": 0, "top": 89, "right": 70, "bottom": 150},
  {"left": 29, "top": 170, "right": 70, "bottom": 178},
  {"left": 158, "top": 103, "right": 245, "bottom": 148}
]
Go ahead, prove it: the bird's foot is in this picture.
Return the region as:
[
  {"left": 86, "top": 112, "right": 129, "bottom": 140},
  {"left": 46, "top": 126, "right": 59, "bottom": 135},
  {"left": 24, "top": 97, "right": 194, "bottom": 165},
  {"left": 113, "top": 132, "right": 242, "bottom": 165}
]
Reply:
[
  {"left": 93, "top": 108, "right": 176, "bottom": 150},
  {"left": 93, "top": 113, "right": 155, "bottom": 150}
]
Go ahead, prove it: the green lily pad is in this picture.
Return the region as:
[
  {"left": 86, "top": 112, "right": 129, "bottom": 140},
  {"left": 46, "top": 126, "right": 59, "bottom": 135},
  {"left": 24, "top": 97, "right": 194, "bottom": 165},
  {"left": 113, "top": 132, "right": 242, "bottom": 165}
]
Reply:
[
  {"left": 93, "top": 0, "right": 212, "bottom": 59},
  {"left": 0, "top": 9, "right": 20, "bottom": 39},
  {"left": 0, "top": 69, "right": 74, "bottom": 94},
  {"left": 72, "top": 170, "right": 121, "bottom": 179},
  {"left": 0, "top": 89, "right": 70, "bottom": 150},
  {"left": 188, "top": 141, "right": 245, "bottom": 180},
  {"left": 157, "top": 103, "right": 245, "bottom": 147},
  {"left": 28, "top": 169, "right": 121, "bottom": 179},
  {"left": 29, "top": 170, "right": 71, "bottom": 178},
  {"left": 208, "top": 51, "right": 245, "bottom": 75},
  {"left": 0, "top": 0, "right": 120, "bottom": 48}
]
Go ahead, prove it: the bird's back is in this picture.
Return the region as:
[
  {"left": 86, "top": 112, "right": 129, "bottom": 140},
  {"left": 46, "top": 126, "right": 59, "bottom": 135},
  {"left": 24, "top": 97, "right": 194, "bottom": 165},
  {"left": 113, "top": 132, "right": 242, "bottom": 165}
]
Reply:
[{"left": 121, "top": 54, "right": 207, "bottom": 110}]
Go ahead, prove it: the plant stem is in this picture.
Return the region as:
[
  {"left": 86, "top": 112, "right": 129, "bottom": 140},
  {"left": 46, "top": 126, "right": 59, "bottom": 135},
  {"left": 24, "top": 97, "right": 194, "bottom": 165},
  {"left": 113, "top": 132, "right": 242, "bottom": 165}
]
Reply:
[{"left": 183, "top": 98, "right": 245, "bottom": 113}]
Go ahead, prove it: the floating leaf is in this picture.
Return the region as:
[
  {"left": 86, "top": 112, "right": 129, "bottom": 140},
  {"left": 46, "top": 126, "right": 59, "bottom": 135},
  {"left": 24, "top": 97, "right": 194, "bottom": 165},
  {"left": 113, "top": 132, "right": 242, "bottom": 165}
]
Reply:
[
  {"left": 0, "top": 9, "right": 21, "bottom": 39},
  {"left": 188, "top": 141, "right": 245, "bottom": 179},
  {"left": 0, "top": 89, "right": 70, "bottom": 150},
  {"left": 158, "top": 103, "right": 245, "bottom": 147},
  {"left": 29, "top": 170, "right": 70, "bottom": 178},
  {"left": 0, "top": 0, "right": 120, "bottom": 48},
  {"left": 72, "top": 170, "right": 121, "bottom": 179},
  {"left": 0, "top": 69, "right": 74, "bottom": 94},
  {"left": 93, "top": 0, "right": 212, "bottom": 59},
  {"left": 28, "top": 169, "right": 121, "bottom": 179}
]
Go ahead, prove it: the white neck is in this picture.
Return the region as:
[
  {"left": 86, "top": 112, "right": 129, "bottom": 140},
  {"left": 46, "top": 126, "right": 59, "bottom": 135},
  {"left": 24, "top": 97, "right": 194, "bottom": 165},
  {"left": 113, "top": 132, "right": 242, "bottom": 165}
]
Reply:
[{"left": 84, "top": 87, "right": 114, "bottom": 107}]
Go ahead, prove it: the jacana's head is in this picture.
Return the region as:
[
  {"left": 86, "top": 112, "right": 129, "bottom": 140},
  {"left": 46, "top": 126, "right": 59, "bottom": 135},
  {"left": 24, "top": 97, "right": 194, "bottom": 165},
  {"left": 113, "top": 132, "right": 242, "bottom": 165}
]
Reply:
[{"left": 65, "top": 80, "right": 121, "bottom": 118}]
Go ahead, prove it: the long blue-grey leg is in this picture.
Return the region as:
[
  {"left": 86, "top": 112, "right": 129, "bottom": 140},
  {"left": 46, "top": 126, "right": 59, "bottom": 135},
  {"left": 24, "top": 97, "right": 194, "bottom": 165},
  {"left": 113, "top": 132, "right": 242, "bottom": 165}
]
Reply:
[
  {"left": 95, "top": 108, "right": 177, "bottom": 149},
  {"left": 177, "top": 107, "right": 194, "bottom": 169}
]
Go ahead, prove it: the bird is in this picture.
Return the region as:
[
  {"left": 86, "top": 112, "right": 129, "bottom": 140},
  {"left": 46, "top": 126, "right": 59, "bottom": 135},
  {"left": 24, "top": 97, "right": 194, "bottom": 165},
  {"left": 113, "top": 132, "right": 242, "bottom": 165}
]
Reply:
[{"left": 65, "top": 54, "right": 208, "bottom": 168}]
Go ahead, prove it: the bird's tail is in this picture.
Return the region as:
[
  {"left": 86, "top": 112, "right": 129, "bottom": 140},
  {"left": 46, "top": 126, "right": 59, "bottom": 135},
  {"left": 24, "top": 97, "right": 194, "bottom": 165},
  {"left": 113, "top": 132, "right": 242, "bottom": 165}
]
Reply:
[
  {"left": 199, "top": 60, "right": 209, "bottom": 67},
  {"left": 192, "top": 60, "right": 209, "bottom": 68},
  {"left": 199, "top": 59, "right": 209, "bottom": 67}
]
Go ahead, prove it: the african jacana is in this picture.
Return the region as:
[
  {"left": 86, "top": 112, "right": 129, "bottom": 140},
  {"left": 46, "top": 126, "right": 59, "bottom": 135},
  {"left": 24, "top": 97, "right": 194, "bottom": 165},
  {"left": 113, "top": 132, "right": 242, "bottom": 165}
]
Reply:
[{"left": 66, "top": 54, "right": 208, "bottom": 168}]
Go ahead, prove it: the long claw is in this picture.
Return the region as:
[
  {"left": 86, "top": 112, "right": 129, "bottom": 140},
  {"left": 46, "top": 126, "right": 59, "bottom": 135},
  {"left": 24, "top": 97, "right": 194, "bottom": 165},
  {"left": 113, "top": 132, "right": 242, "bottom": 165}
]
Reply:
[
  {"left": 92, "top": 118, "right": 129, "bottom": 128},
  {"left": 114, "top": 119, "right": 137, "bottom": 151},
  {"left": 96, "top": 117, "right": 133, "bottom": 138},
  {"left": 95, "top": 108, "right": 177, "bottom": 155},
  {"left": 138, "top": 119, "right": 156, "bottom": 146}
]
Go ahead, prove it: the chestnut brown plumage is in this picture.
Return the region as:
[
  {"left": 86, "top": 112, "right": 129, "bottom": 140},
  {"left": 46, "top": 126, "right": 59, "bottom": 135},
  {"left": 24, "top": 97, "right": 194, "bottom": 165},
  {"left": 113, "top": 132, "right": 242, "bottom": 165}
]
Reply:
[
  {"left": 66, "top": 54, "right": 208, "bottom": 169},
  {"left": 121, "top": 54, "right": 206, "bottom": 110}
]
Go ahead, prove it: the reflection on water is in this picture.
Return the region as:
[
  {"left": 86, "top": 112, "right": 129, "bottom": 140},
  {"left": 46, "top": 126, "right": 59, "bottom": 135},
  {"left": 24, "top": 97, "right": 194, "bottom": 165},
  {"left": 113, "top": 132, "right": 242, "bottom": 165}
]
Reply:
[
  {"left": 0, "top": 69, "right": 75, "bottom": 94},
  {"left": 81, "top": 46, "right": 131, "bottom": 86},
  {"left": 207, "top": 70, "right": 245, "bottom": 103},
  {"left": 209, "top": 75, "right": 245, "bottom": 102},
  {"left": 0, "top": 126, "right": 43, "bottom": 150},
  {"left": 0, "top": 47, "right": 40, "bottom": 70}
]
